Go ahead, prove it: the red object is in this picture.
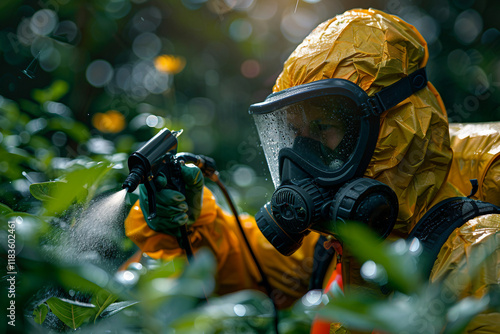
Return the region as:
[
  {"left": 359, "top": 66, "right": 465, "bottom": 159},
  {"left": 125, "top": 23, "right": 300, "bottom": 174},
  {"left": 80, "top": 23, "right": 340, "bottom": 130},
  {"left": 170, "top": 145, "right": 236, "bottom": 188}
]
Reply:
[{"left": 310, "top": 262, "right": 343, "bottom": 333}]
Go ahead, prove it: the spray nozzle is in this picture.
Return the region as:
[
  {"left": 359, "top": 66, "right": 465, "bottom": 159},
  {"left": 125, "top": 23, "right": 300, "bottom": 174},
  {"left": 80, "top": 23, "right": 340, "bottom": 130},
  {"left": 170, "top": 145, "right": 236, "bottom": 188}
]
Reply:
[
  {"left": 122, "top": 128, "right": 181, "bottom": 219},
  {"left": 122, "top": 166, "right": 146, "bottom": 193}
]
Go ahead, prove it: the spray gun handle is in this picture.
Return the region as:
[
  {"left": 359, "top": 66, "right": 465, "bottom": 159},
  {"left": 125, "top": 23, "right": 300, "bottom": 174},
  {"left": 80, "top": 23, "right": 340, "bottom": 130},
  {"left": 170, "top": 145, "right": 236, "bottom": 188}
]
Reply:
[
  {"left": 167, "top": 162, "right": 193, "bottom": 260},
  {"left": 145, "top": 176, "right": 157, "bottom": 220}
]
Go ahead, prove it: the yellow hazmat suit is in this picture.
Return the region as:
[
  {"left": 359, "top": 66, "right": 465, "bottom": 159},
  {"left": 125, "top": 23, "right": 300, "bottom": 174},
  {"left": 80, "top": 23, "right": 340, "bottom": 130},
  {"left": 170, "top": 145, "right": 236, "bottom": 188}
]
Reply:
[{"left": 125, "top": 8, "right": 500, "bottom": 332}]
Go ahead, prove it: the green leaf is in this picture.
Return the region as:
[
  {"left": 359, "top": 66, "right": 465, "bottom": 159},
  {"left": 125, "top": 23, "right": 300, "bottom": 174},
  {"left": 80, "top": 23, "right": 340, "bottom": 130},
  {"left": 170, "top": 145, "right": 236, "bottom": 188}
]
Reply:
[
  {"left": 0, "top": 202, "right": 13, "bottom": 215},
  {"left": 32, "top": 80, "right": 69, "bottom": 104},
  {"left": 100, "top": 301, "right": 139, "bottom": 319},
  {"left": 30, "top": 162, "right": 113, "bottom": 216},
  {"left": 29, "top": 181, "right": 66, "bottom": 201},
  {"left": 46, "top": 297, "right": 95, "bottom": 330},
  {"left": 33, "top": 303, "right": 49, "bottom": 325},
  {"left": 91, "top": 289, "right": 117, "bottom": 323},
  {"left": 337, "top": 222, "right": 421, "bottom": 294},
  {"left": 0, "top": 148, "right": 32, "bottom": 180},
  {"left": 171, "top": 291, "right": 275, "bottom": 333}
]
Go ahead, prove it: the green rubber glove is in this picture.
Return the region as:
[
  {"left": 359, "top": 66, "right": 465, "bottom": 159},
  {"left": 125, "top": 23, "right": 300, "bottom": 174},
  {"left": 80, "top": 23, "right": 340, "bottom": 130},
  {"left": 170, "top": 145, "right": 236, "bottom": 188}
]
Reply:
[{"left": 139, "top": 164, "right": 204, "bottom": 237}]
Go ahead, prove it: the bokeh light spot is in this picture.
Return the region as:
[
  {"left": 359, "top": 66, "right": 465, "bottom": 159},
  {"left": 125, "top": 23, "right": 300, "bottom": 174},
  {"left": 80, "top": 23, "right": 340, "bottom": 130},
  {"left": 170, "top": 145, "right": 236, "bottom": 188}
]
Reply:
[
  {"left": 454, "top": 9, "right": 483, "bottom": 45},
  {"left": 144, "top": 71, "right": 171, "bottom": 94},
  {"left": 53, "top": 20, "right": 79, "bottom": 43},
  {"left": 133, "top": 32, "right": 162, "bottom": 59},
  {"left": 154, "top": 55, "right": 186, "bottom": 74},
  {"left": 229, "top": 18, "right": 253, "bottom": 41},
  {"left": 146, "top": 115, "right": 159, "bottom": 127},
  {"left": 40, "top": 47, "right": 61, "bottom": 72},
  {"left": 233, "top": 304, "right": 246, "bottom": 317},
  {"left": 115, "top": 270, "right": 139, "bottom": 286},
  {"left": 360, "top": 260, "right": 377, "bottom": 280},
  {"left": 87, "top": 138, "right": 115, "bottom": 154},
  {"left": 232, "top": 165, "right": 255, "bottom": 187},
  {"left": 17, "top": 18, "right": 36, "bottom": 46},
  {"left": 482, "top": 28, "right": 500, "bottom": 45},
  {"left": 30, "top": 9, "right": 58, "bottom": 36},
  {"left": 302, "top": 290, "right": 322, "bottom": 307},
  {"left": 51, "top": 131, "right": 67, "bottom": 147},
  {"left": 92, "top": 110, "right": 126, "bottom": 133},
  {"left": 86, "top": 60, "right": 114, "bottom": 87},
  {"left": 414, "top": 15, "right": 440, "bottom": 44},
  {"left": 45, "top": 101, "right": 72, "bottom": 117},
  {"left": 241, "top": 59, "right": 261, "bottom": 78}
]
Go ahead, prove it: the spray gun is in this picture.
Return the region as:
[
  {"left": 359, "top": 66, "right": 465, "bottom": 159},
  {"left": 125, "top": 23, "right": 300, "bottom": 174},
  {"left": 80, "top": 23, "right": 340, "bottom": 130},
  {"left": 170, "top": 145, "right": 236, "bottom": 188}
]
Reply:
[
  {"left": 122, "top": 128, "right": 219, "bottom": 260},
  {"left": 122, "top": 127, "right": 199, "bottom": 259},
  {"left": 122, "top": 128, "right": 279, "bottom": 330},
  {"left": 122, "top": 128, "right": 183, "bottom": 220}
]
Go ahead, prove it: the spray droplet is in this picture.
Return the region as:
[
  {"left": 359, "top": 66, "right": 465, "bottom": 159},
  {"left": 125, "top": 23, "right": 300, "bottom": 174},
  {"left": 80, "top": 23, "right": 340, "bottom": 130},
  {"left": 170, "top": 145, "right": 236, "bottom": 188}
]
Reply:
[{"left": 42, "top": 189, "right": 129, "bottom": 271}]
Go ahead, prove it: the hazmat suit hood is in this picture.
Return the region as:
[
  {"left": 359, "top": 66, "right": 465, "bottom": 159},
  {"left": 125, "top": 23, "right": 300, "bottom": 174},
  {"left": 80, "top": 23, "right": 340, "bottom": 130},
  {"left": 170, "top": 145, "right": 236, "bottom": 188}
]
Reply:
[{"left": 272, "top": 8, "right": 462, "bottom": 238}]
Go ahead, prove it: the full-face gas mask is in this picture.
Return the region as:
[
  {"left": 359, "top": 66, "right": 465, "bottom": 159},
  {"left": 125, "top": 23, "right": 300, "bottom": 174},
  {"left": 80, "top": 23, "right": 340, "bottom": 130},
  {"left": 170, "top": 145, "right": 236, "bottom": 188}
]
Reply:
[{"left": 249, "top": 68, "right": 428, "bottom": 255}]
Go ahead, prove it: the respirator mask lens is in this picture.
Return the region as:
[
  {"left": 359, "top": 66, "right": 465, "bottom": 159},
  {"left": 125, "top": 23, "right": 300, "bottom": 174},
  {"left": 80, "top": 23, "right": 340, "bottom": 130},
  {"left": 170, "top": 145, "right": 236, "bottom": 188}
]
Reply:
[
  {"left": 250, "top": 70, "right": 428, "bottom": 256},
  {"left": 253, "top": 95, "right": 361, "bottom": 188}
]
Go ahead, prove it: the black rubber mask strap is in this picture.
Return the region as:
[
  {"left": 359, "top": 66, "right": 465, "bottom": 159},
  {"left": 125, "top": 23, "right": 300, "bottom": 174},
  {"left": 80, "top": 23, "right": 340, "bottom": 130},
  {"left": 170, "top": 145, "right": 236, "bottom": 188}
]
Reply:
[{"left": 366, "top": 67, "right": 428, "bottom": 116}]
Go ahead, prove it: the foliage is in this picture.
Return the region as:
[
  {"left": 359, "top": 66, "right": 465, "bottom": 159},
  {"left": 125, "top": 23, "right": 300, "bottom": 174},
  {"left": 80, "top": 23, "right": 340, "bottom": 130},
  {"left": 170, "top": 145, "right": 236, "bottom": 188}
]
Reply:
[{"left": 295, "top": 223, "right": 500, "bottom": 334}]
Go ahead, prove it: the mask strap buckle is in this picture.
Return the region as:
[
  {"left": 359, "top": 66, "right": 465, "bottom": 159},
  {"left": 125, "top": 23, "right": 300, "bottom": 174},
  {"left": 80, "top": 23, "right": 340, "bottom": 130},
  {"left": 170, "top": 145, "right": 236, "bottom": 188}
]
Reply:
[{"left": 365, "top": 67, "right": 428, "bottom": 116}]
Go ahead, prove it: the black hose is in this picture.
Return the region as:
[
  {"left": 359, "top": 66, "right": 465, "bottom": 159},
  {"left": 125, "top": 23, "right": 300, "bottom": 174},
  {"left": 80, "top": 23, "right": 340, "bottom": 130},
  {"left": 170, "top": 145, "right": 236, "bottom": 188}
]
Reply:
[
  {"left": 178, "top": 224, "right": 194, "bottom": 262},
  {"left": 214, "top": 178, "right": 280, "bottom": 334},
  {"left": 176, "top": 152, "right": 279, "bottom": 333}
]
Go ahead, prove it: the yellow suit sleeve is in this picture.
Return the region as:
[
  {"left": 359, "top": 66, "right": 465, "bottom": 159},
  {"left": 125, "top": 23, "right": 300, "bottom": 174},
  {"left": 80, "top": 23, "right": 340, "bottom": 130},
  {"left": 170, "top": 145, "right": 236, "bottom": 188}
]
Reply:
[
  {"left": 124, "top": 186, "right": 320, "bottom": 307},
  {"left": 430, "top": 214, "right": 500, "bottom": 333}
]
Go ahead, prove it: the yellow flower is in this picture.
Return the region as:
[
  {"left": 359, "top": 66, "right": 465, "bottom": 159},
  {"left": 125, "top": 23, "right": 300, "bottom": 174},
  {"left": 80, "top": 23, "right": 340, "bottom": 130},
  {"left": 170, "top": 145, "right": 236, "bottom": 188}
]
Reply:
[
  {"left": 154, "top": 55, "right": 186, "bottom": 74},
  {"left": 92, "top": 110, "right": 126, "bottom": 133}
]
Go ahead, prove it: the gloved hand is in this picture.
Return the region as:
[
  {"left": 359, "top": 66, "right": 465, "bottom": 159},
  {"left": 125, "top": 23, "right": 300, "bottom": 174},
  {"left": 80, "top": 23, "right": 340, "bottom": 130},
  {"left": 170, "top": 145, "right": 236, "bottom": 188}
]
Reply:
[{"left": 139, "top": 164, "right": 204, "bottom": 237}]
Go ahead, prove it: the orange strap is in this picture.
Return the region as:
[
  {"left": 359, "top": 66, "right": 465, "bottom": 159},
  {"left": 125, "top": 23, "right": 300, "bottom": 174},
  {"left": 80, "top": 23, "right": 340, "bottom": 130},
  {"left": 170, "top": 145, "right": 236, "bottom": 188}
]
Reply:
[{"left": 310, "top": 263, "right": 343, "bottom": 334}]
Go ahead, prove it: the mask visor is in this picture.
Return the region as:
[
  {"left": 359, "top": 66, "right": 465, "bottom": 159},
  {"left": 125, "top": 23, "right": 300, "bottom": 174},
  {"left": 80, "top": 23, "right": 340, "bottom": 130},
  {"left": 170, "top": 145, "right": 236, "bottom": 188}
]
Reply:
[{"left": 253, "top": 95, "right": 362, "bottom": 188}]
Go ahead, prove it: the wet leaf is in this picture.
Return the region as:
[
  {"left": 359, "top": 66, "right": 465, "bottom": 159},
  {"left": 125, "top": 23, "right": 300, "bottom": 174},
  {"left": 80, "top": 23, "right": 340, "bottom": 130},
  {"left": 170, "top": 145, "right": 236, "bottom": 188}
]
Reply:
[
  {"left": 29, "top": 163, "right": 113, "bottom": 216},
  {"left": 29, "top": 181, "right": 66, "bottom": 201},
  {"left": 46, "top": 297, "right": 95, "bottom": 330},
  {"left": 33, "top": 303, "right": 49, "bottom": 325},
  {"left": 92, "top": 289, "right": 117, "bottom": 322},
  {"left": 100, "top": 301, "right": 139, "bottom": 319}
]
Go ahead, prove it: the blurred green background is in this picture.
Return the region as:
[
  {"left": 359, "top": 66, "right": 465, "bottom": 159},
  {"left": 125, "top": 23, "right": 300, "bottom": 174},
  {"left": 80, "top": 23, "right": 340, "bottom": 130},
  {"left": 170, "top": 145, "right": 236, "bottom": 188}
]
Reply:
[{"left": 1, "top": 0, "right": 500, "bottom": 214}]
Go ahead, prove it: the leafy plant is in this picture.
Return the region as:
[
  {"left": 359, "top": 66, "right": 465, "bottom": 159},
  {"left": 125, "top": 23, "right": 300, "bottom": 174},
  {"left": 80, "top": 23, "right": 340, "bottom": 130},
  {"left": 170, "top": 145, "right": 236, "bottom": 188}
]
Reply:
[
  {"left": 45, "top": 297, "right": 96, "bottom": 330},
  {"left": 29, "top": 161, "right": 114, "bottom": 217},
  {"left": 33, "top": 304, "right": 48, "bottom": 325},
  {"left": 295, "top": 223, "right": 500, "bottom": 334}
]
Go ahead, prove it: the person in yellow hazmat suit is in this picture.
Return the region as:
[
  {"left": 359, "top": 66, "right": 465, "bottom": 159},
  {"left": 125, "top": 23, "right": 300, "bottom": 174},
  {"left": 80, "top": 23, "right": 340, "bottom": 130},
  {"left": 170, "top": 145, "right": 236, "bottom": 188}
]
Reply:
[{"left": 124, "top": 8, "right": 500, "bottom": 333}]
